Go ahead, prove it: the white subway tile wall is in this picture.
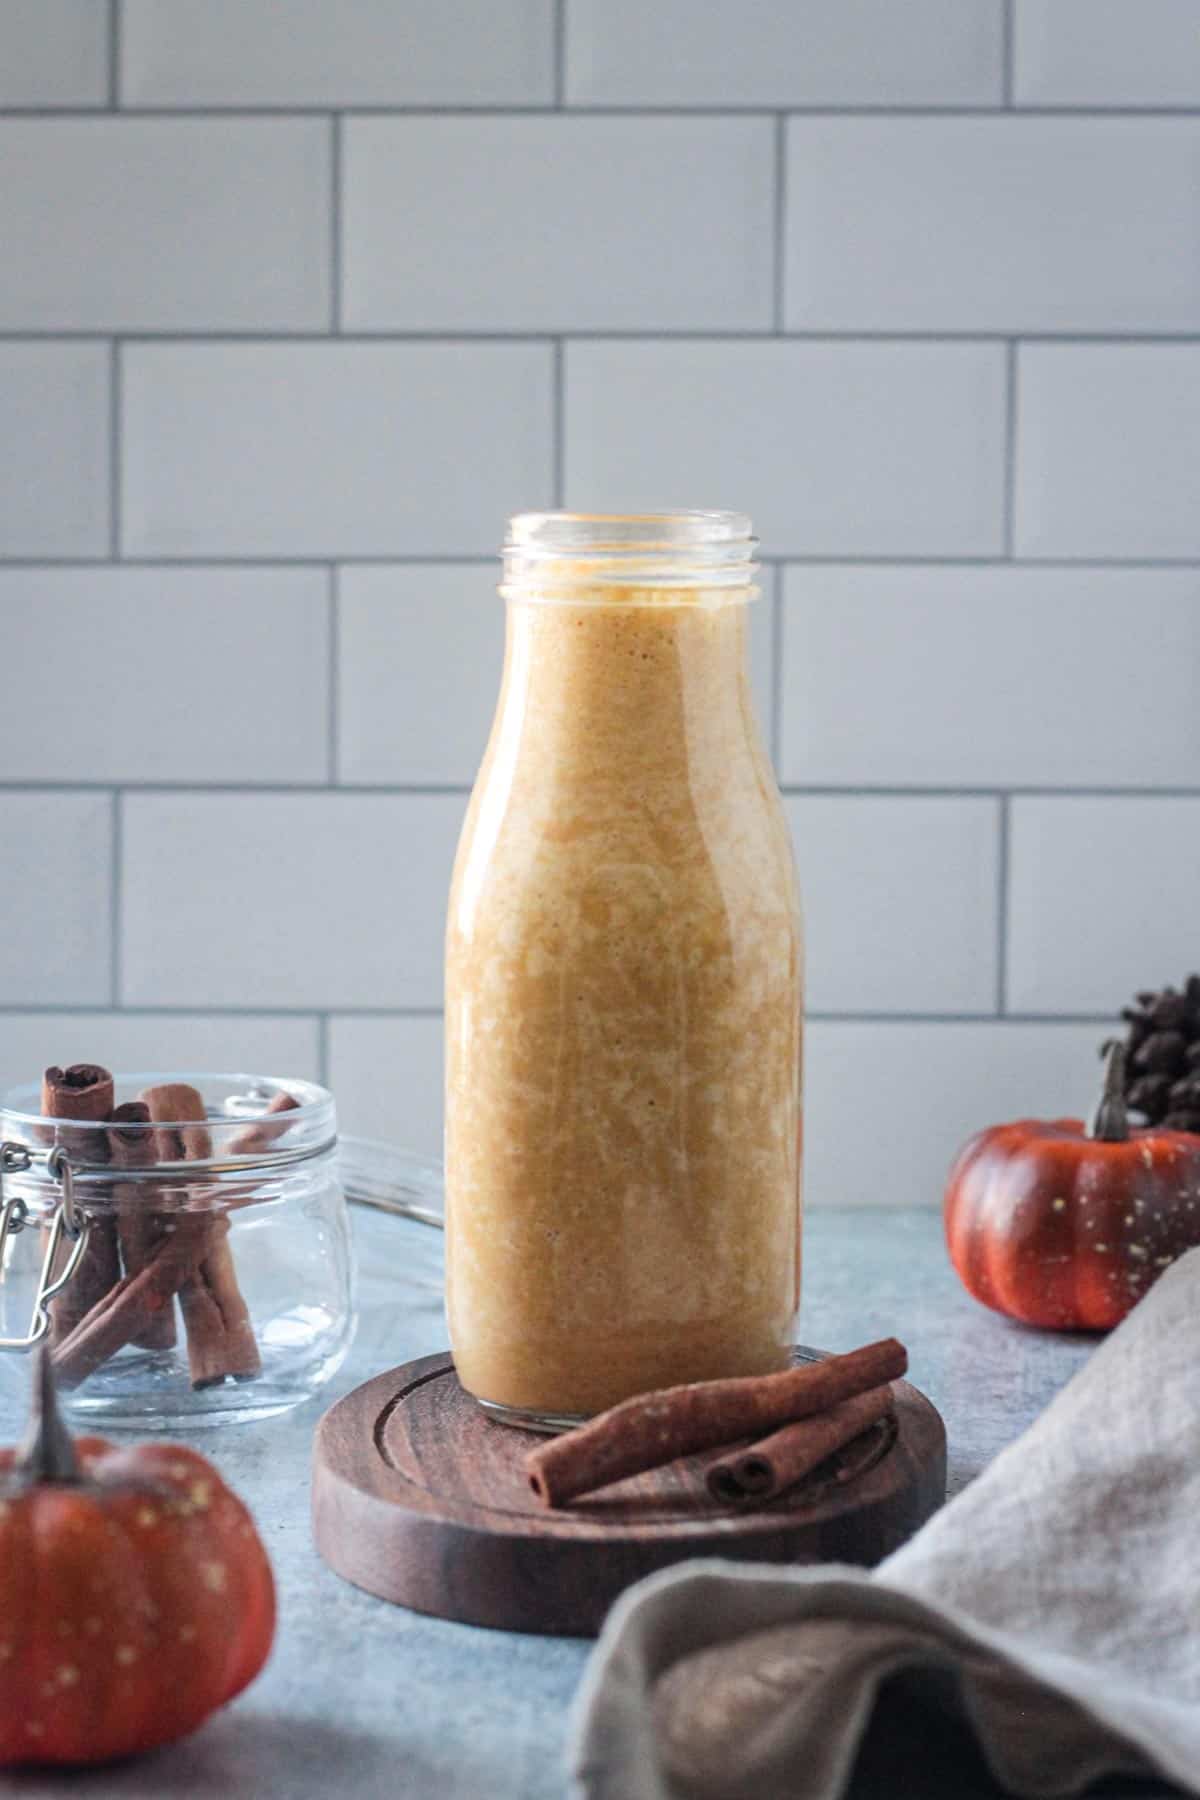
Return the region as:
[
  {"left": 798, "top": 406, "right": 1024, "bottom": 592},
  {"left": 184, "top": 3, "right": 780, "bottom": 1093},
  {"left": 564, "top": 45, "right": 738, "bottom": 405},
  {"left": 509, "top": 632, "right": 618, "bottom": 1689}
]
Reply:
[
  {"left": 0, "top": 343, "right": 109, "bottom": 555},
  {"left": 0, "top": 1016, "right": 322, "bottom": 1097},
  {"left": 1015, "top": 345, "right": 1200, "bottom": 558},
  {"left": 564, "top": 340, "right": 1008, "bottom": 555},
  {"left": 342, "top": 116, "right": 775, "bottom": 331},
  {"left": 120, "top": 793, "right": 468, "bottom": 1009},
  {"left": 120, "top": 0, "right": 556, "bottom": 108},
  {"left": 784, "top": 118, "right": 1200, "bottom": 334},
  {"left": 784, "top": 796, "right": 1001, "bottom": 1015},
  {"left": 0, "top": 119, "right": 332, "bottom": 330},
  {"left": 780, "top": 566, "right": 1200, "bottom": 789},
  {"left": 0, "top": 795, "right": 112, "bottom": 1005},
  {"left": 0, "top": 2, "right": 108, "bottom": 107},
  {"left": 1007, "top": 799, "right": 1200, "bottom": 1016},
  {"left": 2, "top": 2, "right": 1196, "bottom": 1206},
  {"left": 329, "top": 1015, "right": 446, "bottom": 1149},
  {"left": 1014, "top": 0, "right": 1200, "bottom": 108},
  {"left": 0, "top": 569, "right": 330, "bottom": 783},
  {"left": 336, "top": 564, "right": 507, "bottom": 786},
  {"left": 566, "top": 0, "right": 1005, "bottom": 108},
  {"left": 804, "top": 1022, "right": 1106, "bottom": 1210},
  {"left": 121, "top": 342, "right": 554, "bottom": 557}
]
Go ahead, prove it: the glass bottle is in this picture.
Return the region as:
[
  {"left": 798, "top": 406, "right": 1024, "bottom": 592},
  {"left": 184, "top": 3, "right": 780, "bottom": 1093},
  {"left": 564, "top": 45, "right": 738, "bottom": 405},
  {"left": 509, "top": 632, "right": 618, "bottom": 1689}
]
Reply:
[{"left": 445, "top": 512, "right": 803, "bottom": 1428}]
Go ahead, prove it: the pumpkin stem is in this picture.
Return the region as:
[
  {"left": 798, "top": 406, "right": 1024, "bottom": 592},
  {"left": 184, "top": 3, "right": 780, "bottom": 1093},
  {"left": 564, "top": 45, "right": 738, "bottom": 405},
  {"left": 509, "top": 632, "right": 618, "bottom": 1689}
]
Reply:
[
  {"left": 1088, "top": 1041, "right": 1130, "bottom": 1143},
  {"left": 16, "top": 1344, "right": 81, "bottom": 1484}
]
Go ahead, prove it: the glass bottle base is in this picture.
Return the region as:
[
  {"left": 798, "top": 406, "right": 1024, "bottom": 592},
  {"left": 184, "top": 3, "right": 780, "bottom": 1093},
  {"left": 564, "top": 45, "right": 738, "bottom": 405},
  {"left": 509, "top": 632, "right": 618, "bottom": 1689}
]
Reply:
[{"left": 474, "top": 1395, "right": 589, "bottom": 1436}]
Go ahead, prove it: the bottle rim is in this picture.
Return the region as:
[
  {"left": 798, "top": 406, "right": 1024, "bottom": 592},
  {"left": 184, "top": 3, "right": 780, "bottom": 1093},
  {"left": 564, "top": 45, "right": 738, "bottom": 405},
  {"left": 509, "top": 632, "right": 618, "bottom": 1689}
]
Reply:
[{"left": 501, "top": 510, "right": 758, "bottom": 597}]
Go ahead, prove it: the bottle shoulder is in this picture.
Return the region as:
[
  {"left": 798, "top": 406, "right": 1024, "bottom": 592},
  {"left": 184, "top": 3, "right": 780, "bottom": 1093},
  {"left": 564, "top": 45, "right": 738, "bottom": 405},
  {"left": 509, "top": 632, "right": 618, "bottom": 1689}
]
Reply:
[{"left": 448, "top": 753, "right": 800, "bottom": 953}]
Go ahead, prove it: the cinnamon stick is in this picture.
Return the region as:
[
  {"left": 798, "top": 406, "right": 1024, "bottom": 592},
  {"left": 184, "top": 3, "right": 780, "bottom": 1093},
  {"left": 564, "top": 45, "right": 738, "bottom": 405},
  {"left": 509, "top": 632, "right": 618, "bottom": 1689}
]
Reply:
[
  {"left": 140, "top": 1082, "right": 213, "bottom": 1164},
  {"left": 52, "top": 1212, "right": 211, "bottom": 1388},
  {"left": 139, "top": 1083, "right": 261, "bottom": 1389},
  {"left": 705, "top": 1383, "right": 895, "bottom": 1505},
  {"left": 108, "top": 1101, "right": 176, "bottom": 1351},
  {"left": 525, "top": 1339, "right": 908, "bottom": 1508},
  {"left": 227, "top": 1090, "right": 300, "bottom": 1157},
  {"left": 41, "top": 1065, "right": 120, "bottom": 1343},
  {"left": 217, "top": 1091, "right": 303, "bottom": 1214}
]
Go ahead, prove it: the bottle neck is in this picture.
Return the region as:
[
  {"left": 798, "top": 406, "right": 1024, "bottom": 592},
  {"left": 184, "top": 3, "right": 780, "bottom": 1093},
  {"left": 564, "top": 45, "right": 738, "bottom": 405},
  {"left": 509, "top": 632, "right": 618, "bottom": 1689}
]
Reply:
[
  {"left": 487, "top": 513, "right": 765, "bottom": 802},
  {"left": 493, "top": 593, "right": 758, "bottom": 791}
]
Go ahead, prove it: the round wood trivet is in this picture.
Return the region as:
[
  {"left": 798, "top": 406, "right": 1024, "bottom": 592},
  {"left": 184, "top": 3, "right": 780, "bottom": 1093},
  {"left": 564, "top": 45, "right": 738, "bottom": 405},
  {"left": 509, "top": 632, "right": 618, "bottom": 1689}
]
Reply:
[{"left": 311, "top": 1350, "right": 946, "bottom": 1637}]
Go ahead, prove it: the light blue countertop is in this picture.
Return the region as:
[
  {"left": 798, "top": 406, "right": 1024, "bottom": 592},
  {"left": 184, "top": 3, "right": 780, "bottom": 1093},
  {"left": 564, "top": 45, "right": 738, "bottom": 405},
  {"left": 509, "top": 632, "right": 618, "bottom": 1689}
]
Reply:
[{"left": 2, "top": 1209, "right": 1178, "bottom": 1800}]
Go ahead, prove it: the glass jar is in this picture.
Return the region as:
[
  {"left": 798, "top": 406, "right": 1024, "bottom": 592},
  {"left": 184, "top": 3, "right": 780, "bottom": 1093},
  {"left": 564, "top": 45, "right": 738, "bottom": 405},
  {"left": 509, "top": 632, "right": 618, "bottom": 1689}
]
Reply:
[
  {"left": 445, "top": 512, "right": 804, "bottom": 1429},
  {"left": 0, "top": 1074, "right": 355, "bottom": 1428}
]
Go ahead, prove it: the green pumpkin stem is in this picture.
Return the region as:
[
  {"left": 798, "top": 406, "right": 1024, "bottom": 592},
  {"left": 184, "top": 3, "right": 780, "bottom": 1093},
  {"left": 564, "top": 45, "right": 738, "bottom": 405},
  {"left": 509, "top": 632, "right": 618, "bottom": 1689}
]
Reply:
[
  {"left": 1088, "top": 1041, "right": 1130, "bottom": 1144},
  {"left": 16, "top": 1344, "right": 81, "bottom": 1484}
]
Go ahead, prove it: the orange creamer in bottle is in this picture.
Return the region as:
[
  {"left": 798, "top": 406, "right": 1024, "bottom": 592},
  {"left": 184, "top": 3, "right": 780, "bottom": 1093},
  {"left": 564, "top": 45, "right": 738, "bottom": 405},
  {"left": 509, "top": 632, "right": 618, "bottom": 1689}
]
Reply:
[{"left": 445, "top": 513, "right": 803, "bottom": 1427}]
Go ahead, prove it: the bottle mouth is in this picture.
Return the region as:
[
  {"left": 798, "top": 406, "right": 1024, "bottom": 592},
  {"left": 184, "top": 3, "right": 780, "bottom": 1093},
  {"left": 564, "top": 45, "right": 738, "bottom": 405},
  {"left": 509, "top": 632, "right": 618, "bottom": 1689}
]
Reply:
[{"left": 501, "top": 511, "right": 758, "bottom": 598}]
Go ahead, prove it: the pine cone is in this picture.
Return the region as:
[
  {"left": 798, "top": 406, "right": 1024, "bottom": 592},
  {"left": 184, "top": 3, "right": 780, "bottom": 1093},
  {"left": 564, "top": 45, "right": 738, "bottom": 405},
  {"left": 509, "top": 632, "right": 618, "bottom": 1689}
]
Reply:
[{"left": 1116, "top": 975, "right": 1200, "bottom": 1131}]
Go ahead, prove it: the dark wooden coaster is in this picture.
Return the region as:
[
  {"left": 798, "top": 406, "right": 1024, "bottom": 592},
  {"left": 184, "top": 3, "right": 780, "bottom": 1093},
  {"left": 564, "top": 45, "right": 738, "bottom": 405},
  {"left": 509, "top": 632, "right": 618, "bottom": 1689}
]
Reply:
[{"left": 311, "top": 1350, "right": 946, "bottom": 1637}]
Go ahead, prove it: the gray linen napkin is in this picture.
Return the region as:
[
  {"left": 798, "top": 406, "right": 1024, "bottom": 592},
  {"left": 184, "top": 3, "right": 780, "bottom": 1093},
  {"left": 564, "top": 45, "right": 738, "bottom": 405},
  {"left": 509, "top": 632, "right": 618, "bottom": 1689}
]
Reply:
[{"left": 569, "top": 1247, "right": 1200, "bottom": 1799}]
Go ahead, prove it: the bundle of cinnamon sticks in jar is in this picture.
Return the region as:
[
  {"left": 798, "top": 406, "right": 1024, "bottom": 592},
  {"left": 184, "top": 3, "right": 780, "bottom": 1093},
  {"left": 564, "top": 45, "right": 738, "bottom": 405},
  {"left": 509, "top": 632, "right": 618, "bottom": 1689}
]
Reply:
[
  {"left": 40, "top": 1064, "right": 296, "bottom": 1391},
  {"left": 526, "top": 1338, "right": 906, "bottom": 1509}
]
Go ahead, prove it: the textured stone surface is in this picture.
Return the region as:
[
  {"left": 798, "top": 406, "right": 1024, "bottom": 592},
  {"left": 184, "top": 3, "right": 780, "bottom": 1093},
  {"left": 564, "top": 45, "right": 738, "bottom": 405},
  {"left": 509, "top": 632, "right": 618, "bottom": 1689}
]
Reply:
[{"left": 0, "top": 1208, "right": 1173, "bottom": 1798}]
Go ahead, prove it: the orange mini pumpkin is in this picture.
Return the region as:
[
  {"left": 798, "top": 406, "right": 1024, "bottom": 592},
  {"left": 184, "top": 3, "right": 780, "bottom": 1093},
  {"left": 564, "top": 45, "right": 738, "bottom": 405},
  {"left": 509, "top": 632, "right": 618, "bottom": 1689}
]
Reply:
[
  {"left": 0, "top": 1350, "right": 275, "bottom": 1766},
  {"left": 945, "top": 1043, "right": 1200, "bottom": 1331}
]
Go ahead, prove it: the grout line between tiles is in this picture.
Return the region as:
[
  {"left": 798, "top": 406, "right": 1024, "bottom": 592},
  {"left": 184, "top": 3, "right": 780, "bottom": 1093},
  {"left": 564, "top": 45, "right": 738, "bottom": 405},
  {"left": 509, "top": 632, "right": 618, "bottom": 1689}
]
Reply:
[
  {"left": 5, "top": 781, "right": 1200, "bottom": 799},
  {"left": 787, "top": 784, "right": 1200, "bottom": 800},
  {"left": 805, "top": 1011, "right": 1116, "bottom": 1025},
  {"left": 7, "top": 329, "right": 1200, "bottom": 345},
  {"left": 995, "top": 795, "right": 1010, "bottom": 1014},
  {"left": 110, "top": 790, "right": 122, "bottom": 1004},
  {"left": 3, "top": 554, "right": 1200, "bottom": 572},
  {"left": 6, "top": 103, "right": 1200, "bottom": 118},
  {"left": 0, "top": 1004, "right": 393, "bottom": 1019},
  {"left": 0, "top": 555, "right": 500, "bottom": 569},
  {"left": 2, "top": 783, "right": 471, "bottom": 797},
  {"left": 0, "top": 1003, "right": 1118, "bottom": 1025}
]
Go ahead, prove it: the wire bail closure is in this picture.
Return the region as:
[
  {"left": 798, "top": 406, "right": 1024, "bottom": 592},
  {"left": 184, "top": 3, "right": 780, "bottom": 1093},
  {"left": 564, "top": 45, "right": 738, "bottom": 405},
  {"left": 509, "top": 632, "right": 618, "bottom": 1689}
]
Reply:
[{"left": 0, "top": 1143, "right": 92, "bottom": 1352}]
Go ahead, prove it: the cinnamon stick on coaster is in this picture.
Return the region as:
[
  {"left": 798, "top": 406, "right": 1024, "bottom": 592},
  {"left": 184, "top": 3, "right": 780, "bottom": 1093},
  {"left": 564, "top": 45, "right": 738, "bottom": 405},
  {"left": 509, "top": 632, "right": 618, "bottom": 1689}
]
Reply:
[
  {"left": 108, "top": 1102, "right": 176, "bottom": 1351},
  {"left": 41, "top": 1065, "right": 120, "bottom": 1344},
  {"left": 140, "top": 1083, "right": 261, "bottom": 1390},
  {"left": 526, "top": 1338, "right": 908, "bottom": 1509},
  {"left": 705, "top": 1382, "right": 895, "bottom": 1505}
]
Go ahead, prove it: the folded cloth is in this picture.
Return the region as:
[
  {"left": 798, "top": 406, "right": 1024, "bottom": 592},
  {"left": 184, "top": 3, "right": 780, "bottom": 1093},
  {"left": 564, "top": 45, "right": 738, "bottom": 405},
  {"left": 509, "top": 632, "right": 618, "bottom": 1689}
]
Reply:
[{"left": 569, "top": 1248, "right": 1200, "bottom": 1800}]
